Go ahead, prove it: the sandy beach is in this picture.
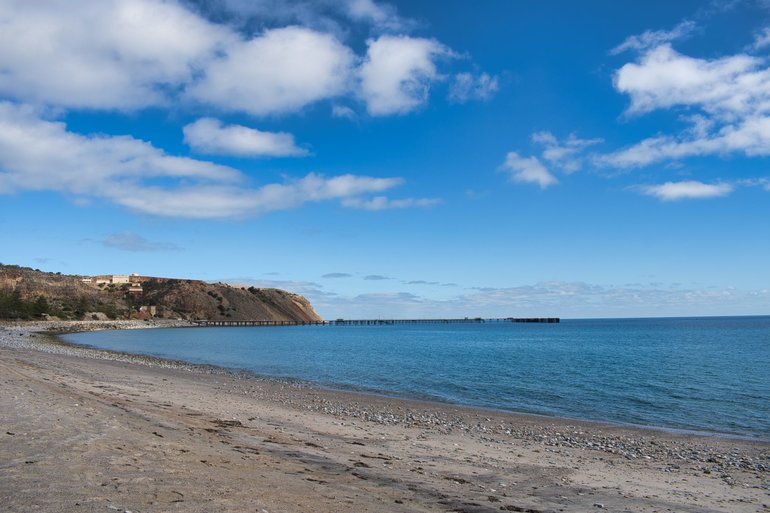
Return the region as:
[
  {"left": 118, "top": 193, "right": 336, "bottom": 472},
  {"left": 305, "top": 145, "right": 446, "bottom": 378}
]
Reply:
[{"left": 1, "top": 322, "right": 768, "bottom": 513}]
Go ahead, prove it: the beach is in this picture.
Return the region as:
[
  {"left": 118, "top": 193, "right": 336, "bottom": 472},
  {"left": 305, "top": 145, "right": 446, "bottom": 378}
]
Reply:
[{"left": 1, "top": 322, "right": 768, "bottom": 513}]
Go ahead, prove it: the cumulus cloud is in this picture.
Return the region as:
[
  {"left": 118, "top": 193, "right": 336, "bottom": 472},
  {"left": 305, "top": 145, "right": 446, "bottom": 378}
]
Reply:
[
  {"left": 448, "top": 72, "right": 499, "bottom": 103},
  {"left": 637, "top": 181, "right": 734, "bottom": 201},
  {"left": 0, "top": 1, "right": 357, "bottom": 116},
  {"left": 100, "top": 232, "right": 181, "bottom": 252},
  {"left": 614, "top": 44, "right": 765, "bottom": 118},
  {"left": 0, "top": 0, "right": 493, "bottom": 120},
  {"left": 599, "top": 41, "right": 770, "bottom": 170},
  {"left": 183, "top": 118, "right": 308, "bottom": 157},
  {"left": 610, "top": 20, "right": 696, "bottom": 55},
  {"left": 500, "top": 152, "right": 557, "bottom": 189},
  {"left": 188, "top": 26, "right": 355, "bottom": 115},
  {"left": 341, "top": 195, "right": 441, "bottom": 210},
  {"left": 0, "top": 102, "right": 408, "bottom": 218},
  {"left": 359, "top": 35, "right": 451, "bottom": 115},
  {"left": 0, "top": 0, "right": 232, "bottom": 110}
]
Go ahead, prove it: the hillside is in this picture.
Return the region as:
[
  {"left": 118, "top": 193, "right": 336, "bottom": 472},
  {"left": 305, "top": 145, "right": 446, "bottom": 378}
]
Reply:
[{"left": 0, "top": 264, "right": 321, "bottom": 322}]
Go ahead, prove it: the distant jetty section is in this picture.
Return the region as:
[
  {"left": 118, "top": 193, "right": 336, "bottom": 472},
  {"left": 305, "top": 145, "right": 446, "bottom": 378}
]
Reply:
[{"left": 192, "top": 317, "right": 560, "bottom": 327}]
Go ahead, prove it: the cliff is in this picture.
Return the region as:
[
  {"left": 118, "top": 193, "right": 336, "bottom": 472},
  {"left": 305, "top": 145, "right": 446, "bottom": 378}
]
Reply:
[{"left": 0, "top": 264, "right": 321, "bottom": 322}]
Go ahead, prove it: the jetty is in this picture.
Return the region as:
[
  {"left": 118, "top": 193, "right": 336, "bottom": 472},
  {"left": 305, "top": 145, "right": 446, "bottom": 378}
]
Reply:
[{"left": 191, "top": 317, "right": 559, "bottom": 327}]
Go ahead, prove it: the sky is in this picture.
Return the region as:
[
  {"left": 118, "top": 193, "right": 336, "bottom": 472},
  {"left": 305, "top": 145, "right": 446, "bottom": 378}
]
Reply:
[{"left": 1, "top": 0, "right": 769, "bottom": 319}]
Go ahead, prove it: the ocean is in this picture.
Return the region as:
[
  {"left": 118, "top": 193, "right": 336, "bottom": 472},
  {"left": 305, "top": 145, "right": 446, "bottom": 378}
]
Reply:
[{"left": 61, "top": 316, "right": 770, "bottom": 439}]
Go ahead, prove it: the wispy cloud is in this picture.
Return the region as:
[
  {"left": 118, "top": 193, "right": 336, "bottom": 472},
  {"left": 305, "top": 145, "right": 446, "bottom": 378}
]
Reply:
[
  {"left": 344, "top": 0, "right": 410, "bottom": 32},
  {"left": 532, "top": 131, "right": 602, "bottom": 173},
  {"left": 0, "top": 102, "right": 408, "bottom": 218},
  {"left": 341, "top": 195, "right": 441, "bottom": 210},
  {"left": 499, "top": 132, "right": 601, "bottom": 190},
  {"left": 331, "top": 104, "right": 357, "bottom": 119},
  {"left": 364, "top": 274, "right": 391, "bottom": 280},
  {"left": 448, "top": 72, "right": 499, "bottom": 103},
  {"left": 100, "top": 232, "right": 181, "bottom": 252},
  {"left": 636, "top": 181, "right": 734, "bottom": 201},
  {"left": 500, "top": 152, "right": 557, "bottom": 189},
  {"left": 308, "top": 280, "right": 770, "bottom": 319},
  {"left": 323, "top": 272, "right": 352, "bottom": 279},
  {"left": 183, "top": 118, "right": 308, "bottom": 157},
  {"left": 610, "top": 20, "right": 697, "bottom": 55},
  {"left": 754, "top": 27, "right": 770, "bottom": 50}
]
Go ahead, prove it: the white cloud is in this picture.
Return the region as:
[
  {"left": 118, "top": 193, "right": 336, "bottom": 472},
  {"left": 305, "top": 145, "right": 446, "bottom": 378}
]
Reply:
[
  {"left": 194, "top": 0, "right": 410, "bottom": 36},
  {"left": 188, "top": 26, "right": 355, "bottom": 115},
  {"left": 0, "top": 102, "right": 405, "bottom": 218},
  {"left": 532, "top": 131, "right": 602, "bottom": 173},
  {"left": 344, "top": 0, "right": 406, "bottom": 32},
  {"left": 183, "top": 118, "right": 308, "bottom": 157},
  {"left": 599, "top": 117, "right": 770, "bottom": 167},
  {"left": 500, "top": 152, "right": 558, "bottom": 189},
  {"left": 341, "top": 195, "right": 441, "bottom": 210},
  {"left": 611, "top": 20, "right": 696, "bottom": 55},
  {"left": 112, "top": 174, "right": 403, "bottom": 218},
  {"left": 614, "top": 44, "right": 766, "bottom": 118},
  {"left": 498, "top": 132, "right": 599, "bottom": 191},
  {"left": 0, "top": 0, "right": 231, "bottom": 110},
  {"left": 332, "top": 105, "right": 357, "bottom": 119},
  {"left": 448, "top": 72, "right": 499, "bottom": 103},
  {"left": 0, "top": 0, "right": 489, "bottom": 120},
  {"left": 600, "top": 42, "right": 770, "bottom": 169},
  {"left": 0, "top": 102, "right": 239, "bottom": 196},
  {"left": 753, "top": 27, "right": 770, "bottom": 50},
  {"left": 637, "top": 180, "right": 734, "bottom": 201},
  {"left": 359, "top": 35, "right": 451, "bottom": 115}
]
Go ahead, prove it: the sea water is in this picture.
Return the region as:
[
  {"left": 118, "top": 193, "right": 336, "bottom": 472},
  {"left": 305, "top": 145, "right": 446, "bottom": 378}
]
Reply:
[{"left": 62, "top": 316, "right": 770, "bottom": 439}]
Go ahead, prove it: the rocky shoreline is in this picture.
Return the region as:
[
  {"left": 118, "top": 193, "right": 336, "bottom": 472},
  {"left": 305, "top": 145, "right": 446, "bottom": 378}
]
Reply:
[
  {"left": 2, "top": 320, "right": 769, "bottom": 474},
  {"left": 2, "top": 320, "right": 769, "bottom": 512}
]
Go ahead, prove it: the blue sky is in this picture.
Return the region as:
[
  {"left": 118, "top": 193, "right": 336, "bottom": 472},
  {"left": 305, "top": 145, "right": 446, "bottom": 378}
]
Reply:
[{"left": 1, "top": 0, "right": 769, "bottom": 319}]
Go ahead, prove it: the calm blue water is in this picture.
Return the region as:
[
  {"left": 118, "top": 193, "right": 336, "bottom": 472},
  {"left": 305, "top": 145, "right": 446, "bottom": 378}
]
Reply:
[{"left": 62, "top": 316, "right": 770, "bottom": 439}]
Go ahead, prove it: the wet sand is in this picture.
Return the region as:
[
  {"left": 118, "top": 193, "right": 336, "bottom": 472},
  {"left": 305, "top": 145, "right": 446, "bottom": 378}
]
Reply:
[{"left": 1, "top": 321, "right": 768, "bottom": 512}]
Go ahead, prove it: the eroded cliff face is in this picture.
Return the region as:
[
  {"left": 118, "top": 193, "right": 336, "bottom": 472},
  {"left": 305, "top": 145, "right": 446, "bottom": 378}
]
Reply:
[
  {"left": 139, "top": 279, "right": 321, "bottom": 321},
  {"left": 0, "top": 265, "right": 321, "bottom": 322}
]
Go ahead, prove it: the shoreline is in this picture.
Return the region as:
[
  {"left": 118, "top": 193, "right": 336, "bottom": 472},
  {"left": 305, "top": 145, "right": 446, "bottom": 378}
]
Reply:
[
  {"left": 2, "top": 320, "right": 769, "bottom": 512},
  {"left": 6, "top": 319, "right": 770, "bottom": 443}
]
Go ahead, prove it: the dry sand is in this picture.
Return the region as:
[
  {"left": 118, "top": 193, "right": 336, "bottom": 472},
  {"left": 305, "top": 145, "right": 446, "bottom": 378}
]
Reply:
[{"left": 1, "top": 321, "right": 768, "bottom": 513}]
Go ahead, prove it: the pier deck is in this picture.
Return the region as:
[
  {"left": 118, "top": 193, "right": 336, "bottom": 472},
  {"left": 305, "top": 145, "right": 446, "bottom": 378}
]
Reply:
[{"left": 191, "top": 317, "right": 560, "bottom": 327}]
